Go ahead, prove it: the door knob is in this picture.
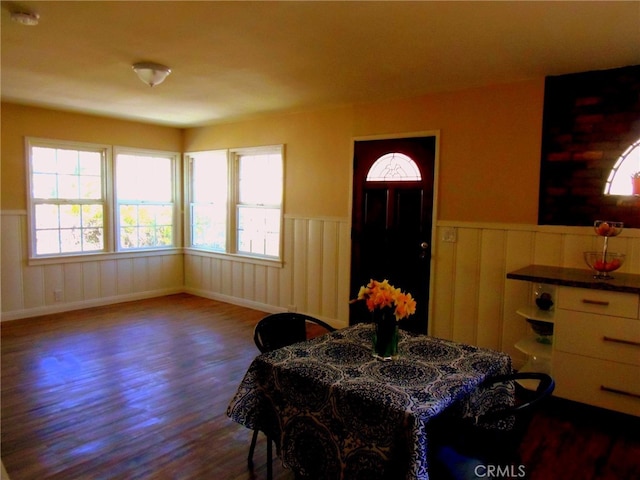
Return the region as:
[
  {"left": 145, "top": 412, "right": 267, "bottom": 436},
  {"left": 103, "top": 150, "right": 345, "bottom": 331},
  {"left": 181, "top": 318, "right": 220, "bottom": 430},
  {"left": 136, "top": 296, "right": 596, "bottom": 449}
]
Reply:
[{"left": 420, "top": 242, "right": 429, "bottom": 250}]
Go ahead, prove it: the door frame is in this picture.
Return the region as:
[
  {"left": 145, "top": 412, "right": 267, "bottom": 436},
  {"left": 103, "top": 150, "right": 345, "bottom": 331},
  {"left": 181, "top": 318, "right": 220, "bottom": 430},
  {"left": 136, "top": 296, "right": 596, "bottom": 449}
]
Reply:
[{"left": 347, "top": 130, "right": 441, "bottom": 336}]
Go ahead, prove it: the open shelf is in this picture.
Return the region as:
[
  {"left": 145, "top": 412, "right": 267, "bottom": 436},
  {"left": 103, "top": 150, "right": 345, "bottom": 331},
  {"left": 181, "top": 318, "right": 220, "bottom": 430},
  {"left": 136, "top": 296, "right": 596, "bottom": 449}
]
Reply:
[
  {"left": 515, "top": 336, "right": 552, "bottom": 360},
  {"left": 516, "top": 306, "right": 555, "bottom": 323}
]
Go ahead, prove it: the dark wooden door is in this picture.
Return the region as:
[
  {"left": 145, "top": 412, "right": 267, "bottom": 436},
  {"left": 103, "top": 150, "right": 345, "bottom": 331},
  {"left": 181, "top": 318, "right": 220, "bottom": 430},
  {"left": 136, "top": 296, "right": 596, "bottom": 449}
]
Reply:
[{"left": 350, "top": 136, "right": 436, "bottom": 334}]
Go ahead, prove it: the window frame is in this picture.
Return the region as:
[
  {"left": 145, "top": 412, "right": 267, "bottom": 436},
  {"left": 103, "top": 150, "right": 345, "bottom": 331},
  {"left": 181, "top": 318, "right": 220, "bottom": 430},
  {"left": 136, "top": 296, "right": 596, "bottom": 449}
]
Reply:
[
  {"left": 185, "top": 145, "right": 284, "bottom": 264},
  {"left": 114, "top": 147, "right": 181, "bottom": 252},
  {"left": 26, "top": 137, "right": 113, "bottom": 259},
  {"left": 26, "top": 137, "right": 181, "bottom": 262}
]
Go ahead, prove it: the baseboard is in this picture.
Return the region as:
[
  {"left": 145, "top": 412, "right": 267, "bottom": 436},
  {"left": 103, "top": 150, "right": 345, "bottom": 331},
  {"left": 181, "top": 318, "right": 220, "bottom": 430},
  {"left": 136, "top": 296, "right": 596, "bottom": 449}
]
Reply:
[
  {"left": 0, "top": 288, "right": 184, "bottom": 322},
  {"left": 183, "top": 287, "right": 282, "bottom": 314},
  {"left": 183, "top": 287, "right": 348, "bottom": 329}
]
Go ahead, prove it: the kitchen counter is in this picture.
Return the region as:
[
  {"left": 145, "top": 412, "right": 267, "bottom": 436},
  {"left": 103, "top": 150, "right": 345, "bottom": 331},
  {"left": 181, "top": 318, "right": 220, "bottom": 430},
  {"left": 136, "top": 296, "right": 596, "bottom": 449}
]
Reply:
[{"left": 507, "top": 265, "right": 640, "bottom": 295}]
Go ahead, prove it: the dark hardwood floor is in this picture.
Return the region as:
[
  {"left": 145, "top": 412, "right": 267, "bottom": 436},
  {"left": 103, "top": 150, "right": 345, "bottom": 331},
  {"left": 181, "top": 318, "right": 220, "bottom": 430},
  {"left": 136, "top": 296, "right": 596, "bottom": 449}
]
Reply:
[{"left": 1, "top": 294, "right": 639, "bottom": 479}]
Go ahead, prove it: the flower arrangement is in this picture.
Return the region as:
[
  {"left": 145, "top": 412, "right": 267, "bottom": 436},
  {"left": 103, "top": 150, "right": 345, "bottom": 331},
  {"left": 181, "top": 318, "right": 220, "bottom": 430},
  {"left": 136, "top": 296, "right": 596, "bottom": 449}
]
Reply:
[{"left": 354, "top": 279, "right": 417, "bottom": 321}]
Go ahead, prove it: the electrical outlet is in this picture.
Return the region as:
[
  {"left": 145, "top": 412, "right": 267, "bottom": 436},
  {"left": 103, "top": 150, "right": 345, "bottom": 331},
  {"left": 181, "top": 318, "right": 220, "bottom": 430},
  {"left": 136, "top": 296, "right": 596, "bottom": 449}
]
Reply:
[
  {"left": 442, "top": 227, "right": 457, "bottom": 243},
  {"left": 53, "top": 289, "right": 63, "bottom": 302}
]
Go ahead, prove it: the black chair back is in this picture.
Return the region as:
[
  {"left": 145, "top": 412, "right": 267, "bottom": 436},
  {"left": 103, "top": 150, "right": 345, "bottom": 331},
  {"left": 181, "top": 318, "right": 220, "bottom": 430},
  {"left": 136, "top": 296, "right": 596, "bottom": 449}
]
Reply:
[
  {"left": 430, "top": 372, "right": 555, "bottom": 479},
  {"left": 253, "top": 312, "right": 336, "bottom": 353},
  {"left": 247, "top": 313, "right": 335, "bottom": 479}
]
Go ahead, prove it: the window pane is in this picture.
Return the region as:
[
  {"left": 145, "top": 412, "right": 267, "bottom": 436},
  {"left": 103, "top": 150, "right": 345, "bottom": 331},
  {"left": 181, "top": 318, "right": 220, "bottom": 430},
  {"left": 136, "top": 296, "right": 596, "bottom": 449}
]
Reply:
[
  {"left": 82, "top": 205, "right": 104, "bottom": 229},
  {"left": 83, "top": 228, "right": 103, "bottom": 250},
  {"left": 59, "top": 204, "right": 81, "bottom": 229},
  {"left": 79, "top": 151, "right": 102, "bottom": 175},
  {"left": 60, "top": 228, "right": 82, "bottom": 253},
  {"left": 119, "top": 204, "right": 173, "bottom": 249},
  {"left": 32, "top": 147, "right": 57, "bottom": 173},
  {"left": 117, "top": 154, "right": 172, "bottom": 202},
  {"left": 120, "top": 226, "right": 137, "bottom": 248},
  {"left": 192, "top": 204, "right": 226, "bottom": 250},
  {"left": 36, "top": 230, "right": 61, "bottom": 255},
  {"left": 35, "top": 204, "right": 60, "bottom": 229},
  {"left": 239, "top": 153, "right": 282, "bottom": 205},
  {"left": 79, "top": 175, "right": 101, "bottom": 199},
  {"left": 237, "top": 206, "right": 280, "bottom": 256},
  {"left": 192, "top": 151, "right": 228, "bottom": 203},
  {"left": 190, "top": 151, "right": 228, "bottom": 251},
  {"left": 57, "top": 149, "right": 79, "bottom": 174},
  {"left": 32, "top": 173, "right": 57, "bottom": 198},
  {"left": 58, "top": 174, "right": 79, "bottom": 198}
]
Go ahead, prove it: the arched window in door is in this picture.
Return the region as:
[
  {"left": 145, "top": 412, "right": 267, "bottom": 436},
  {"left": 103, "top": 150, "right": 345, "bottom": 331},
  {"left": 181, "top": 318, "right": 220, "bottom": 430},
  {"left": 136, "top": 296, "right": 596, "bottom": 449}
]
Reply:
[
  {"left": 605, "top": 137, "right": 640, "bottom": 195},
  {"left": 366, "top": 152, "right": 422, "bottom": 181}
]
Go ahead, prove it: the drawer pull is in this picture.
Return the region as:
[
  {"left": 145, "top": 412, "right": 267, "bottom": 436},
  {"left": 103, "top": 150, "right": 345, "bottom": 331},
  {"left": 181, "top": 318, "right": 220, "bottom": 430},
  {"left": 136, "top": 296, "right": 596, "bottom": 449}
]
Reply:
[
  {"left": 602, "top": 336, "right": 640, "bottom": 348},
  {"left": 582, "top": 299, "right": 610, "bottom": 306},
  {"left": 600, "top": 385, "right": 640, "bottom": 400}
]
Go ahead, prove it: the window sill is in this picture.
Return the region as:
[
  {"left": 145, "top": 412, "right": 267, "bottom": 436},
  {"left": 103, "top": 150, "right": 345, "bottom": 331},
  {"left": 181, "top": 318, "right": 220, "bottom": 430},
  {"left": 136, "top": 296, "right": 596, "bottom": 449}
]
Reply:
[
  {"left": 184, "top": 247, "right": 283, "bottom": 268},
  {"left": 28, "top": 248, "right": 183, "bottom": 266}
]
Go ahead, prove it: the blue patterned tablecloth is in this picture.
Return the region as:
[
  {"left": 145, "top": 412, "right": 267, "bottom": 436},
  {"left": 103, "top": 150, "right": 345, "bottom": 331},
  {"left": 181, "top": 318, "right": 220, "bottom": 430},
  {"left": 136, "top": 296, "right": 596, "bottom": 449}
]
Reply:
[{"left": 227, "top": 323, "right": 513, "bottom": 480}]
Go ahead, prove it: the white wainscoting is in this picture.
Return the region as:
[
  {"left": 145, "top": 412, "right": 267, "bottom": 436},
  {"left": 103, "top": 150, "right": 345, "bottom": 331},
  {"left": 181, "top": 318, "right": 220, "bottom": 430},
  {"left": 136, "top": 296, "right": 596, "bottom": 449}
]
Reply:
[
  {"left": 1, "top": 212, "right": 184, "bottom": 321},
  {"left": 183, "top": 215, "right": 352, "bottom": 328},
  {"left": 433, "top": 222, "right": 640, "bottom": 367},
  {"left": 3, "top": 210, "right": 639, "bottom": 368}
]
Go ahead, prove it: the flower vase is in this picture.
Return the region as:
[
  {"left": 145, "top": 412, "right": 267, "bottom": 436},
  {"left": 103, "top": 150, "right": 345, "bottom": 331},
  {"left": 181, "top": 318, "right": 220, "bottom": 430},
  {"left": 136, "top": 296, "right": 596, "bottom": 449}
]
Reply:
[{"left": 372, "top": 308, "right": 399, "bottom": 360}]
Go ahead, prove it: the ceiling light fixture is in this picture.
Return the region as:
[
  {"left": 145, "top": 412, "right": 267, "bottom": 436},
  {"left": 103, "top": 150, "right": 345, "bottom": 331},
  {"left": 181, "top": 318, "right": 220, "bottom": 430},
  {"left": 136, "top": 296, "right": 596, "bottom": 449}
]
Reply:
[
  {"left": 132, "top": 62, "right": 172, "bottom": 87},
  {"left": 11, "top": 10, "right": 40, "bottom": 26}
]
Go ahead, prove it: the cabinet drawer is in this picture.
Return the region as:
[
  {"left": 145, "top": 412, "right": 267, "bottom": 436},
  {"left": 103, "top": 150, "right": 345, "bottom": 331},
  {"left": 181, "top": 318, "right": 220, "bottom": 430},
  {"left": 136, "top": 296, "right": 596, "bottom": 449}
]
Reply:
[
  {"left": 553, "top": 351, "right": 640, "bottom": 417},
  {"left": 554, "top": 310, "right": 640, "bottom": 365},
  {"left": 557, "top": 286, "right": 639, "bottom": 319}
]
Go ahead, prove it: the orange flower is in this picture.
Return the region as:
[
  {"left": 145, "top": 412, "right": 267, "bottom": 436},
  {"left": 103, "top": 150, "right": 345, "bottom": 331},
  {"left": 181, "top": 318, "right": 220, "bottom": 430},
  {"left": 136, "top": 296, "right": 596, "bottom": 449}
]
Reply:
[{"left": 352, "top": 278, "right": 416, "bottom": 321}]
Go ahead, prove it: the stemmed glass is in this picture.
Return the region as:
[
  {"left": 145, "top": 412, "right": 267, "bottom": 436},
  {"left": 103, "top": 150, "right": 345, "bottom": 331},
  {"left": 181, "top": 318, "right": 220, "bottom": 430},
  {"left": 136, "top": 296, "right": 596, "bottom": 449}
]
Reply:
[{"left": 586, "top": 221, "right": 624, "bottom": 279}]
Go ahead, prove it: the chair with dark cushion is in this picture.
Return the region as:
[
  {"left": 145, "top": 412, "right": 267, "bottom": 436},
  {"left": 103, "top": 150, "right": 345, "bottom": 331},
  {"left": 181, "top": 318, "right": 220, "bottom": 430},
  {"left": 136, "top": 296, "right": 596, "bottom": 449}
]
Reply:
[
  {"left": 429, "top": 372, "right": 555, "bottom": 480},
  {"left": 248, "top": 312, "right": 336, "bottom": 479}
]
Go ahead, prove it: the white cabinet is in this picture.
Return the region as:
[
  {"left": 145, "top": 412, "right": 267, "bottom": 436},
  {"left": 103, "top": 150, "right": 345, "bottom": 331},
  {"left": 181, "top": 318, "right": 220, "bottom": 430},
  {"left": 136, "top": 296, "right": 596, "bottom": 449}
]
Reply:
[
  {"left": 552, "top": 286, "right": 640, "bottom": 417},
  {"left": 507, "top": 265, "right": 640, "bottom": 417}
]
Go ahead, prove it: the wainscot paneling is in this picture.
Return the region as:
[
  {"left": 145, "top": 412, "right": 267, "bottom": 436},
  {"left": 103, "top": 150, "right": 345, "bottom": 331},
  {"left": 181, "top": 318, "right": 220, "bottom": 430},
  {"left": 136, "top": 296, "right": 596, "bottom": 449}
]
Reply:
[
  {"left": 434, "top": 222, "right": 639, "bottom": 368},
  {"left": 0, "top": 212, "right": 184, "bottom": 321},
  {"left": 183, "top": 216, "right": 352, "bottom": 329},
  {"left": 3, "top": 209, "right": 638, "bottom": 370}
]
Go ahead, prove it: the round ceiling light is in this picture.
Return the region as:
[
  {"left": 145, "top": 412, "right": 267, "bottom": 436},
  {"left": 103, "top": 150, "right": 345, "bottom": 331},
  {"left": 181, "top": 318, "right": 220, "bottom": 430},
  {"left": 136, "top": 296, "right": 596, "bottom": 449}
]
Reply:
[
  {"left": 11, "top": 11, "right": 40, "bottom": 26},
  {"left": 132, "top": 62, "right": 172, "bottom": 87}
]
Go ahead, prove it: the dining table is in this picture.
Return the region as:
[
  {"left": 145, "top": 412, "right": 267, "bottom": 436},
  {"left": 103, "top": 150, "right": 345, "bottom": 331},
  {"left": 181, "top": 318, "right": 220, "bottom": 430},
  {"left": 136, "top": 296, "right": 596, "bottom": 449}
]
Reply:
[{"left": 227, "top": 323, "right": 514, "bottom": 480}]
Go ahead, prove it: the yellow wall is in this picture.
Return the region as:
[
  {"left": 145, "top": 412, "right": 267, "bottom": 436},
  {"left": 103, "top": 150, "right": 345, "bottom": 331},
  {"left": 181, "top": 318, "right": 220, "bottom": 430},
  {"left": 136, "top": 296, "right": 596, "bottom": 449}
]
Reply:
[
  {"left": 3, "top": 78, "right": 544, "bottom": 222},
  {"left": 185, "top": 78, "right": 545, "bottom": 222},
  {"left": 1, "top": 103, "right": 183, "bottom": 211}
]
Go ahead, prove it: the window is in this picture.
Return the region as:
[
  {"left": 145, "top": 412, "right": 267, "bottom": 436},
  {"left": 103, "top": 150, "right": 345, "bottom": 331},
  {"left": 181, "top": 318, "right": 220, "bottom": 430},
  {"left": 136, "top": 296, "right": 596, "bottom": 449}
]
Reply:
[
  {"left": 604, "top": 137, "right": 640, "bottom": 195},
  {"left": 27, "top": 138, "right": 179, "bottom": 259},
  {"left": 366, "top": 153, "right": 422, "bottom": 181},
  {"left": 189, "top": 150, "right": 228, "bottom": 251},
  {"left": 186, "top": 145, "right": 283, "bottom": 260},
  {"left": 115, "top": 150, "right": 177, "bottom": 250},
  {"left": 27, "top": 140, "right": 108, "bottom": 256}
]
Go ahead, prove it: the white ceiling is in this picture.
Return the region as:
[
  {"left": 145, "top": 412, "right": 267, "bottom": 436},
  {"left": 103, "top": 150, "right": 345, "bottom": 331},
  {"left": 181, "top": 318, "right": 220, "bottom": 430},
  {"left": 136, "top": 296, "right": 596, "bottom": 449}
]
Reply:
[{"left": 2, "top": 1, "right": 639, "bottom": 128}]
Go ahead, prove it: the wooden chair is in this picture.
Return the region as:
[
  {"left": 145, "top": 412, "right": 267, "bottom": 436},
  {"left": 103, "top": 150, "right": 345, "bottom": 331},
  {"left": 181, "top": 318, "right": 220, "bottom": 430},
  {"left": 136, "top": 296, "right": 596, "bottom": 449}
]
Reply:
[
  {"left": 248, "top": 312, "right": 336, "bottom": 479},
  {"left": 430, "top": 372, "right": 555, "bottom": 480}
]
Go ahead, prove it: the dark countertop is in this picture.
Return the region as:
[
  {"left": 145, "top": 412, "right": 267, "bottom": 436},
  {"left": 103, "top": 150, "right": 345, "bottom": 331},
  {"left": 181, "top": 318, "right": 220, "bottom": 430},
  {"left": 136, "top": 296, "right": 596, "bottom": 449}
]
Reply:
[{"left": 507, "top": 265, "right": 640, "bottom": 295}]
